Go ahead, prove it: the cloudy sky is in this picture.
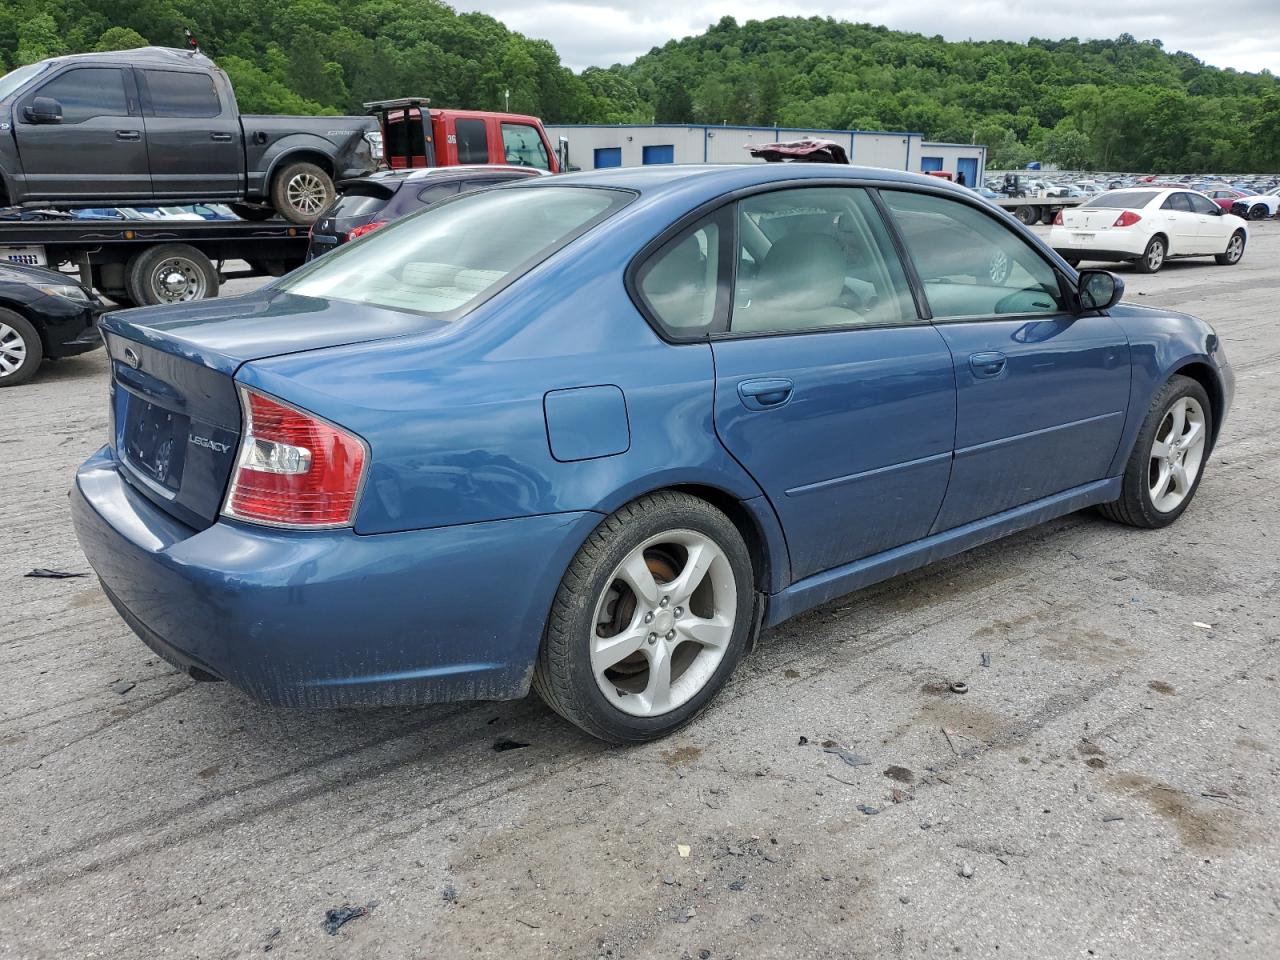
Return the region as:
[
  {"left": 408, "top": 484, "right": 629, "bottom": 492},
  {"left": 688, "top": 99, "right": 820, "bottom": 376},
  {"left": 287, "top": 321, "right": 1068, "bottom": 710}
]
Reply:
[{"left": 456, "top": 1, "right": 1279, "bottom": 74}]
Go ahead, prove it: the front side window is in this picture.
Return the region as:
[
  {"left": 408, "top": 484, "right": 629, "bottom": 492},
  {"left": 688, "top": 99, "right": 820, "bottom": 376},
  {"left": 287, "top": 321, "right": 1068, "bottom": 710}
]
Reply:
[
  {"left": 881, "top": 190, "right": 1067, "bottom": 319},
  {"left": 1162, "top": 193, "right": 1192, "bottom": 212},
  {"left": 27, "top": 67, "right": 128, "bottom": 123},
  {"left": 1187, "top": 193, "right": 1219, "bottom": 215},
  {"left": 730, "top": 187, "right": 919, "bottom": 334},
  {"left": 145, "top": 70, "right": 221, "bottom": 118},
  {"left": 454, "top": 118, "right": 488, "bottom": 164},
  {"left": 635, "top": 214, "right": 725, "bottom": 338},
  {"left": 279, "top": 186, "right": 629, "bottom": 317},
  {"left": 501, "top": 123, "right": 550, "bottom": 170}
]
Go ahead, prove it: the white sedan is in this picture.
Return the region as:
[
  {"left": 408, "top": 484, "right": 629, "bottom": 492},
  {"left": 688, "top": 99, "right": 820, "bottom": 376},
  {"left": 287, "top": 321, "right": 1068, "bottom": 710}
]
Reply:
[
  {"left": 1049, "top": 187, "right": 1248, "bottom": 274},
  {"left": 1230, "top": 187, "right": 1280, "bottom": 221}
]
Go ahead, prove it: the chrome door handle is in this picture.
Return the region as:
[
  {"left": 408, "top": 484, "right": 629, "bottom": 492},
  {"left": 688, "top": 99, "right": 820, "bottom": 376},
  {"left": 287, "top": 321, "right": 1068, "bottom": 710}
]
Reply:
[{"left": 969, "top": 351, "right": 1007, "bottom": 378}]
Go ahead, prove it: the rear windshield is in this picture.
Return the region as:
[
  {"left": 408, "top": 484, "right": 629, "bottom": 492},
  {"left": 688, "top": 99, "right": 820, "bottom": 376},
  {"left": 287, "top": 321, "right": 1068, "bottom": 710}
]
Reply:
[
  {"left": 279, "top": 186, "right": 630, "bottom": 317},
  {"left": 1083, "top": 191, "right": 1160, "bottom": 210},
  {"left": 329, "top": 192, "right": 391, "bottom": 219}
]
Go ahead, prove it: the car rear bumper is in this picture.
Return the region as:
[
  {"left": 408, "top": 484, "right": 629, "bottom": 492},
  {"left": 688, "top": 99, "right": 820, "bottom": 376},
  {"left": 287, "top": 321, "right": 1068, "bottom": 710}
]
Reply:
[{"left": 71, "top": 445, "right": 600, "bottom": 707}]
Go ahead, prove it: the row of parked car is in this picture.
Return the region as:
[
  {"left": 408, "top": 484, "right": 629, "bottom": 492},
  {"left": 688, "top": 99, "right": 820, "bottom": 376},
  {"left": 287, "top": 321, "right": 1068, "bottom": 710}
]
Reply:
[{"left": 986, "top": 172, "right": 1280, "bottom": 221}]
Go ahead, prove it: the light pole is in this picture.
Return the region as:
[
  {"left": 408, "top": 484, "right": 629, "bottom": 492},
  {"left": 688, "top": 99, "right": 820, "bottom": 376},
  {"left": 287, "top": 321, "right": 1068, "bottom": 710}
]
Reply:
[{"left": 504, "top": 88, "right": 510, "bottom": 112}]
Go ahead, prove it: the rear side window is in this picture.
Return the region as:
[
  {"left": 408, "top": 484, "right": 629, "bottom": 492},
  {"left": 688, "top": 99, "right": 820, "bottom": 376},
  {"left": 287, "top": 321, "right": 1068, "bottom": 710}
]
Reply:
[
  {"left": 279, "top": 186, "right": 631, "bottom": 318},
  {"left": 881, "top": 190, "right": 1066, "bottom": 319},
  {"left": 454, "top": 118, "right": 489, "bottom": 163},
  {"left": 1084, "top": 191, "right": 1160, "bottom": 209},
  {"left": 29, "top": 68, "right": 128, "bottom": 123},
  {"left": 731, "top": 187, "right": 919, "bottom": 334},
  {"left": 144, "top": 70, "right": 221, "bottom": 118},
  {"left": 415, "top": 182, "right": 461, "bottom": 205},
  {"left": 502, "top": 123, "right": 551, "bottom": 170}
]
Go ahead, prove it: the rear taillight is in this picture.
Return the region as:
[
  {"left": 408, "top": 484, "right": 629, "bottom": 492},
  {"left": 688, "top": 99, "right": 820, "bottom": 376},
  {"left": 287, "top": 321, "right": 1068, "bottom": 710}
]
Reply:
[
  {"left": 1113, "top": 210, "right": 1142, "bottom": 227},
  {"left": 223, "top": 388, "right": 367, "bottom": 528},
  {"left": 347, "top": 221, "right": 386, "bottom": 240},
  {"left": 1052, "top": 211, "right": 1064, "bottom": 225}
]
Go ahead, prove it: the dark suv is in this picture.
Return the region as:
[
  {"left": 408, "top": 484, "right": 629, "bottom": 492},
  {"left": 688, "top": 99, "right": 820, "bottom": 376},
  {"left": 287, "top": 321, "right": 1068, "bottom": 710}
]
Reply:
[{"left": 306, "top": 166, "right": 547, "bottom": 259}]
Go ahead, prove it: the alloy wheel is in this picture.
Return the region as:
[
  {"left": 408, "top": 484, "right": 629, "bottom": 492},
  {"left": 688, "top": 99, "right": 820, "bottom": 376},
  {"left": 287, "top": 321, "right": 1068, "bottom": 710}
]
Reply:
[
  {"left": 0, "top": 322, "right": 28, "bottom": 378},
  {"left": 590, "top": 530, "right": 737, "bottom": 717},
  {"left": 1148, "top": 396, "right": 1207, "bottom": 513},
  {"left": 1147, "top": 240, "right": 1164, "bottom": 272},
  {"left": 287, "top": 173, "right": 328, "bottom": 216},
  {"left": 1226, "top": 234, "right": 1244, "bottom": 263}
]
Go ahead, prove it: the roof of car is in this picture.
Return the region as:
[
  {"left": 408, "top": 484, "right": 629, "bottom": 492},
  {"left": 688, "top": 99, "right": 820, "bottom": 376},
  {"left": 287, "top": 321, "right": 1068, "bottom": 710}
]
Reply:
[
  {"left": 37, "top": 46, "right": 215, "bottom": 69},
  {"left": 528, "top": 163, "right": 973, "bottom": 197}
]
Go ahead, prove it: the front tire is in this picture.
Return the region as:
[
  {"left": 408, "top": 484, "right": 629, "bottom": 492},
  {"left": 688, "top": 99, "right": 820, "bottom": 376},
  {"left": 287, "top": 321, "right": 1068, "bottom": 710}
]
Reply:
[
  {"left": 1248, "top": 203, "right": 1268, "bottom": 221},
  {"left": 1134, "top": 235, "right": 1166, "bottom": 274},
  {"left": 0, "top": 308, "right": 42, "bottom": 387},
  {"left": 270, "top": 161, "right": 334, "bottom": 225},
  {"left": 533, "top": 492, "right": 755, "bottom": 742},
  {"left": 1099, "top": 375, "right": 1212, "bottom": 528},
  {"left": 1215, "top": 230, "right": 1245, "bottom": 266}
]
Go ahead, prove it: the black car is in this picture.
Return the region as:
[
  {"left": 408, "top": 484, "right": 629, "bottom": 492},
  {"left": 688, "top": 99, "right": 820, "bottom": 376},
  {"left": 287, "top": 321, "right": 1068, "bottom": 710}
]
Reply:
[
  {"left": 0, "top": 260, "right": 103, "bottom": 386},
  {"left": 306, "top": 165, "right": 547, "bottom": 259}
]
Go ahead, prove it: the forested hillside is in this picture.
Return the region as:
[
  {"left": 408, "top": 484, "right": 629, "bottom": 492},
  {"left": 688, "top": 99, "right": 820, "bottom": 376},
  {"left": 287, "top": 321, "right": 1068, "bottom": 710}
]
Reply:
[{"left": 2, "top": 2, "right": 1278, "bottom": 172}]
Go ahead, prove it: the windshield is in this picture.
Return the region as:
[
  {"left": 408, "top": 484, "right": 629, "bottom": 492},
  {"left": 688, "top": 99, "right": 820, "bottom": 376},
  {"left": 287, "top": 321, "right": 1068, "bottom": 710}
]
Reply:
[
  {"left": 0, "top": 62, "right": 48, "bottom": 101},
  {"left": 1083, "top": 191, "right": 1160, "bottom": 210},
  {"left": 278, "top": 185, "right": 630, "bottom": 317}
]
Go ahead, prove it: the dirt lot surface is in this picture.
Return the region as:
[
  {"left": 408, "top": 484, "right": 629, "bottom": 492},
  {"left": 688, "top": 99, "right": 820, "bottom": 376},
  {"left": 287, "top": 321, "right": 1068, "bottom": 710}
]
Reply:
[{"left": 2, "top": 228, "right": 1278, "bottom": 960}]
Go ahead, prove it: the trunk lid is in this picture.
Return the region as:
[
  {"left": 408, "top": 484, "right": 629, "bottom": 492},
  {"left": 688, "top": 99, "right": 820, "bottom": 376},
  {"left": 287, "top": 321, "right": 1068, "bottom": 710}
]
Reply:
[
  {"left": 102, "top": 291, "right": 443, "bottom": 529},
  {"left": 1061, "top": 207, "right": 1121, "bottom": 231}
]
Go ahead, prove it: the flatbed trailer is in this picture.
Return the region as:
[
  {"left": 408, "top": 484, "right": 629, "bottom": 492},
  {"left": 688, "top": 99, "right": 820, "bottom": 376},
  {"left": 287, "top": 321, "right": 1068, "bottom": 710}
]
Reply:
[
  {"left": 0, "top": 213, "right": 308, "bottom": 306},
  {"left": 992, "top": 195, "right": 1087, "bottom": 226}
]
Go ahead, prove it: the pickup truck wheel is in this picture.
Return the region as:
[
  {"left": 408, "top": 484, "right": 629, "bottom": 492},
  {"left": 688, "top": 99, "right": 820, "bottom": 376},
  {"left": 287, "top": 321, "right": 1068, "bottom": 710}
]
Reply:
[
  {"left": 230, "top": 203, "right": 276, "bottom": 222},
  {"left": 271, "top": 162, "right": 333, "bottom": 225},
  {"left": 0, "top": 309, "right": 43, "bottom": 387},
  {"left": 127, "top": 245, "right": 219, "bottom": 306}
]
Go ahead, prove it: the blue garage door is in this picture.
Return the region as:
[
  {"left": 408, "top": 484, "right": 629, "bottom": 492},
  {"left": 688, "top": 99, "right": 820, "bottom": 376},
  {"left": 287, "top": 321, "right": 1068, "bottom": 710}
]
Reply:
[
  {"left": 642, "top": 144, "right": 674, "bottom": 165},
  {"left": 920, "top": 156, "right": 944, "bottom": 172},
  {"left": 594, "top": 147, "right": 622, "bottom": 169},
  {"left": 956, "top": 157, "right": 979, "bottom": 188}
]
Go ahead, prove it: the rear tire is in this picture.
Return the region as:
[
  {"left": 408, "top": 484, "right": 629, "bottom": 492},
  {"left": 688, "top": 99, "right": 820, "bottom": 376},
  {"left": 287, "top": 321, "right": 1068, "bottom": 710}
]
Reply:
[
  {"left": 1015, "top": 205, "right": 1038, "bottom": 225},
  {"left": 533, "top": 492, "right": 755, "bottom": 743},
  {"left": 270, "top": 161, "right": 334, "bottom": 225},
  {"left": 1099, "top": 375, "right": 1212, "bottom": 529},
  {"left": 126, "top": 244, "right": 219, "bottom": 306},
  {"left": 1134, "top": 235, "right": 1166, "bottom": 274},
  {"left": 0, "top": 308, "right": 42, "bottom": 387},
  {"left": 1215, "top": 230, "right": 1246, "bottom": 266}
]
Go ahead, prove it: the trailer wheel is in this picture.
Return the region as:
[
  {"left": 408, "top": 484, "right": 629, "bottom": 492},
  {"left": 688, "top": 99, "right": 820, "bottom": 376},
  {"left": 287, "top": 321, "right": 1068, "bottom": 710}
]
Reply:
[
  {"left": 1016, "top": 205, "right": 1038, "bottom": 225},
  {"left": 230, "top": 204, "right": 276, "bottom": 222},
  {"left": 126, "top": 244, "right": 220, "bottom": 306},
  {"left": 271, "top": 161, "right": 334, "bottom": 225}
]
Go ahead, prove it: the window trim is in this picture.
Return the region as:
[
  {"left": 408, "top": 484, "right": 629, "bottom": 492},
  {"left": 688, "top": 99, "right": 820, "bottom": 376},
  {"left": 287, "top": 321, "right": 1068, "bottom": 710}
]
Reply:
[
  {"left": 873, "top": 185, "right": 1078, "bottom": 325},
  {"left": 626, "top": 177, "right": 1091, "bottom": 346}
]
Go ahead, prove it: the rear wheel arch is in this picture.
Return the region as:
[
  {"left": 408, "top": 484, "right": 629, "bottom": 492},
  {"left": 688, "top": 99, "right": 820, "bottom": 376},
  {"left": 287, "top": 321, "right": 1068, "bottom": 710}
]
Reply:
[
  {"left": 668, "top": 483, "right": 775, "bottom": 596},
  {"left": 266, "top": 149, "right": 335, "bottom": 187}
]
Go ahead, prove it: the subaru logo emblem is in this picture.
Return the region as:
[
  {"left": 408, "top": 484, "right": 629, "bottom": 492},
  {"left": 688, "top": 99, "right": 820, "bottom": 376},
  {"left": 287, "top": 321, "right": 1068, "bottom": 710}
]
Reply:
[{"left": 122, "top": 346, "right": 141, "bottom": 370}]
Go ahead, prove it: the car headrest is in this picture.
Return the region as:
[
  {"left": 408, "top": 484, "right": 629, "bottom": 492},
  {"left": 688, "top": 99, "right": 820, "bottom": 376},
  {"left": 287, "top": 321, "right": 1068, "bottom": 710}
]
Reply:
[{"left": 755, "top": 233, "right": 846, "bottom": 310}]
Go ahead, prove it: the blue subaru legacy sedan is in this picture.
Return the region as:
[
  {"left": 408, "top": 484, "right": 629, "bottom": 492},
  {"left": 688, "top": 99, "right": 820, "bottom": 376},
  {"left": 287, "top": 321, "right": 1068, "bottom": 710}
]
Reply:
[{"left": 72, "top": 164, "right": 1233, "bottom": 742}]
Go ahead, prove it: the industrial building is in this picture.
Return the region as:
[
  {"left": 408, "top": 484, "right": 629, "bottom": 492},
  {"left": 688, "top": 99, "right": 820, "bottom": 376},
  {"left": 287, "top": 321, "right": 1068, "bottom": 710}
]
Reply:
[{"left": 543, "top": 123, "right": 987, "bottom": 185}]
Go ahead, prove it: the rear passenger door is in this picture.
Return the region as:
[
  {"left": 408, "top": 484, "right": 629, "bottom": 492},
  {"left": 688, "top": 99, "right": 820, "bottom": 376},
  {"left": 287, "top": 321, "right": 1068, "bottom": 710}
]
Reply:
[
  {"left": 1159, "top": 192, "right": 1199, "bottom": 254},
  {"left": 879, "top": 188, "right": 1131, "bottom": 531},
  {"left": 636, "top": 186, "right": 958, "bottom": 582},
  {"left": 137, "top": 68, "right": 243, "bottom": 198}
]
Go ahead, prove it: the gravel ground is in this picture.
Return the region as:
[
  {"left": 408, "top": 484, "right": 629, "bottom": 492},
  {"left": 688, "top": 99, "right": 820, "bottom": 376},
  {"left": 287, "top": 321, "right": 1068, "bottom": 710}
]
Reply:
[{"left": 2, "top": 229, "right": 1278, "bottom": 960}]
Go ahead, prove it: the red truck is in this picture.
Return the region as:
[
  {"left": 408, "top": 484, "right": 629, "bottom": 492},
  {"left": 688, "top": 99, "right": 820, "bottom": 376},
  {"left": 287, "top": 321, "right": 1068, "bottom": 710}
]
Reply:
[{"left": 367, "top": 98, "right": 565, "bottom": 173}]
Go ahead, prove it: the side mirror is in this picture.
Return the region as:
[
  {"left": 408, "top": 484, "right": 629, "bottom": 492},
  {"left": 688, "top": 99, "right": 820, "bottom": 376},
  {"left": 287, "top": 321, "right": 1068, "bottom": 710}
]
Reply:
[
  {"left": 1078, "top": 269, "right": 1123, "bottom": 312},
  {"left": 23, "top": 96, "right": 62, "bottom": 124}
]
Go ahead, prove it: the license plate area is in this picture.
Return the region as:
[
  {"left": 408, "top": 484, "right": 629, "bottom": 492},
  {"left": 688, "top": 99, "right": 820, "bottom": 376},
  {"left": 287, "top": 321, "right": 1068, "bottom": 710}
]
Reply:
[
  {"left": 1072, "top": 232, "right": 1096, "bottom": 244},
  {"left": 123, "top": 396, "right": 189, "bottom": 492}
]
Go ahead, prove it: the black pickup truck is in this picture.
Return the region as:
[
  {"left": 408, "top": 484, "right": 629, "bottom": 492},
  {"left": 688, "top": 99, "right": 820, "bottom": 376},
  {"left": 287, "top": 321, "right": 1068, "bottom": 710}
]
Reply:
[{"left": 0, "top": 47, "right": 379, "bottom": 224}]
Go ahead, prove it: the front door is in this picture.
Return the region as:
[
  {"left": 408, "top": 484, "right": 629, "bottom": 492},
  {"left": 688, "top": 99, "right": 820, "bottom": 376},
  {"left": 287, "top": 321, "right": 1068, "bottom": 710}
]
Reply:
[
  {"left": 137, "top": 67, "right": 243, "bottom": 199},
  {"left": 13, "top": 65, "right": 149, "bottom": 200},
  {"left": 879, "top": 188, "right": 1131, "bottom": 531},
  {"left": 702, "top": 186, "right": 958, "bottom": 581}
]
